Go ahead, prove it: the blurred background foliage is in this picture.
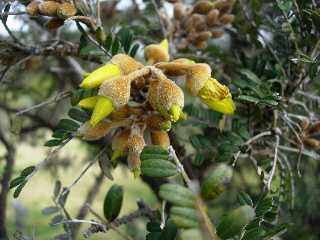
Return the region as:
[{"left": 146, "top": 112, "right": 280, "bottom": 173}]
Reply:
[{"left": 0, "top": 0, "right": 320, "bottom": 239}]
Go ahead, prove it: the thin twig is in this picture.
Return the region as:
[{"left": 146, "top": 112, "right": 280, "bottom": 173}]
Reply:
[
  {"left": 160, "top": 200, "right": 166, "bottom": 230},
  {"left": 151, "top": 0, "right": 167, "bottom": 38},
  {"left": 267, "top": 134, "right": 280, "bottom": 190}
]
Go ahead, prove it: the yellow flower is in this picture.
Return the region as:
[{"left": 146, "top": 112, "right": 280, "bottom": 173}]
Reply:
[
  {"left": 144, "top": 39, "right": 170, "bottom": 64},
  {"left": 79, "top": 54, "right": 143, "bottom": 89},
  {"left": 186, "top": 63, "right": 212, "bottom": 96},
  {"left": 78, "top": 96, "right": 98, "bottom": 110},
  {"left": 90, "top": 96, "right": 115, "bottom": 127},
  {"left": 198, "top": 78, "right": 235, "bottom": 114}
]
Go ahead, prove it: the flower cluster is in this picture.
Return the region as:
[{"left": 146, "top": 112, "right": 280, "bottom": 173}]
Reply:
[
  {"left": 171, "top": 0, "right": 235, "bottom": 49},
  {"left": 26, "top": 0, "right": 77, "bottom": 29},
  {"left": 76, "top": 39, "right": 235, "bottom": 176}
]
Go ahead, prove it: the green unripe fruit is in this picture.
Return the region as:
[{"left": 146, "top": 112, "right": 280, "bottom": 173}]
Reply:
[
  {"left": 141, "top": 159, "right": 178, "bottom": 178},
  {"left": 159, "top": 183, "right": 195, "bottom": 207},
  {"left": 217, "top": 205, "right": 256, "bottom": 239},
  {"left": 103, "top": 184, "right": 123, "bottom": 221},
  {"left": 201, "top": 163, "right": 233, "bottom": 200},
  {"left": 170, "top": 206, "right": 199, "bottom": 229}
]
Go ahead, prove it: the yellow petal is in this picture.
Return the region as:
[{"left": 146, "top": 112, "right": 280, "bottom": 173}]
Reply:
[
  {"left": 90, "top": 96, "right": 114, "bottom": 127},
  {"left": 80, "top": 63, "right": 121, "bottom": 89},
  {"left": 78, "top": 96, "right": 98, "bottom": 110},
  {"left": 111, "top": 149, "right": 123, "bottom": 166},
  {"left": 202, "top": 94, "right": 236, "bottom": 114},
  {"left": 169, "top": 104, "right": 182, "bottom": 122},
  {"left": 160, "top": 39, "right": 169, "bottom": 51}
]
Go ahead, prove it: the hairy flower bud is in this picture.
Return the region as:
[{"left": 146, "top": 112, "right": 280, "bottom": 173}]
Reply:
[
  {"left": 38, "top": 1, "right": 60, "bottom": 16},
  {"left": 186, "top": 63, "right": 212, "bottom": 96},
  {"left": 77, "top": 120, "right": 112, "bottom": 141},
  {"left": 211, "top": 29, "right": 224, "bottom": 38},
  {"left": 127, "top": 127, "right": 145, "bottom": 177},
  {"left": 174, "top": 2, "right": 185, "bottom": 19},
  {"left": 111, "top": 129, "right": 131, "bottom": 164},
  {"left": 206, "top": 9, "right": 220, "bottom": 26},
  {"left": 198, "top": 78, "right": 235, "bottom": 114},
  {"left": 220, "top": 14, "right": 235, "bottom": 25},
  {"left": 148, "top": 78, "right": 184, "bottom": 122},
  {"left": 156, "top": 58, "right": 195, "bottom": 76},
  {"left": 195, "top": 31, "right": 212, "bottom": 42},
  {"left": 144, "top": 39, "right": 170, "bottom": 64},
  {"left": 111, "top": 54, "right": 144, "bottom": 75},
  {"left": 146, "top": 114, "right": 172, "bottom": 131},
  {"left": 26, "top": 1, "right": 40, "bottom": 16},
  {"left": 192, "top": 0, "right": 213, "bottom": 14},
  {"left": 151, "top": 130, "right": 170, "bottom": 149},
  {"left": 57, "top": 2, "right": 77, "bottom": 19}
]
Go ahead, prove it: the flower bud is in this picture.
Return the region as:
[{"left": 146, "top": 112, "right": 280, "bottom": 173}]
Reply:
[
  {"left": 151, "top": 130, "right": 170, "bottom": 149},
  {"left": 148, "top": 78, "right": 184, "bottom": 122},
  {"left": 57, "top": 2, "right": 77, "bottom": 19},
  {"left": 78, "top": 96, "right": 98, "bottom": 110},
  {"left": 195, "top": 40, "right": 208, "bottom": 49},
  {"left": 174, "top": 2, "right": 185, "bottom": 19},
  {"left": 192, "top": 0, "right": 213, "bottom": 14},
  {"left": 156, "top": 59, "right": 194, "bottom": 76},
  {"left": 195, "top": 31, "right": 212, "bottom": 42},
  {"left": 198, "top": 78, "right": 235, "bottom": 114},
  {"left": 26, "top": 1, "right": 40, "bottom": 16},
  {"left": 38, "top": 1, "right": 60, "bottom": 16},
  {"left": 211, "top": 0, "right": 234, "bottom": 13},
  {"left": 206, "top": 9, "right": 220, "bottom": 27},
  {"left": 111, "top": 129, "right": 131, "bottom": 164},
  {"left": 90, "top": 96, "right": 115, "bottom": 127},
  {"left": 144, "top": 39, "right": 170, "bottom": 64},
  {"left": 111, "top": 54, "right": 144, "bottom": 75},
  {"left": 303, "top": 138, "right": 320, "bottom": 150},
  {"left": 219, "top": 14, "right": 235, "bottom": 25},
  {"left": 109, "top": 106, "right": 131, "bottom": 121},
  {"left": 186, "top": 63, "right": 212, "bottom": 96},
  {"left": 127, "top": 127, "right": 145, "bottom": 177}
]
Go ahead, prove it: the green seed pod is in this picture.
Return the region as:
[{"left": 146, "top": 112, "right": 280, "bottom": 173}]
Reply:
[
  {"left": 159, "top": 183, "right": 195, "bottom": 207},
  {"left": 201, "top": 163, "right": 233, "bottom": 200},
  {"left": 170, "top": 206, "right": 199, "bottom": 229},
  {"left": 217, "top": 205, "right": 256, "bottom": 239},
  {"left": 141, "top": 159, "right": 177, "bottom": 178},
  {"left": 103, "top": 184, "right": 124, "bottom": 221}
]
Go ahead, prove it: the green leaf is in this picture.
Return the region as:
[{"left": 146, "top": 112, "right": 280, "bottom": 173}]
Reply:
[
  {"left": 10, "top": 176, "right": 26, "bottom": 189},
  {"left": 117, "top": 28, "right": 133, "bottom": 53},
  {"left": 98, "top": 154, "right": 114, "bottom": 180},
  {"left": 53, "top": 180, "right": 61, "bottom": 198},
  {"left": 240, "top": 69, "right": 262, "bottom": 84},
  {"left": 103, "top": 184, "right": 123, "bottom": 221},
  {"left": 50, "top": 214, "right": 64, "bottom": 226},
  {"left": 192, "top": 153, "right": 205, "bottom": 166},
  {"left": 95, "top": 26, "right": 106, "bottom": 45},
  {"left": 141, "top": 159, "right": 178, "bottom": 177},
  {"left": 111, "top": 37, "right": 120, "bottom": 56},
  {"left": 44, "top": 139, "right": 63, "bottom": 147},
  {"left": 71, "top": 89, "right": 98, "bottom": 106},
  {"left": 13, "top": 181, "right": 27, "bottom": 198},
  {"left": 68, "top": 108, "right": 89, "bottom": 123},
  {"left": 20, "top": 166, "right": 36, "bottom": 177},
  {"left": 42, "top": 206, "right": 59, "bottom": 215},
  {"left": 129, "top": 43, "right": 140, "bottom": 57},
  {"left": 142, "top": 145, "right": 169, "bottom": 156},
  {"left": 105, "top": 34, "right": 113, "bottom": 51},
  {"left": 56, "top": 119, "right": 80, "bottom": 132},
  {"left": 52, "top": 129, "right": 70, "bottom": 140},
  {"left": 238, "top": 95, "right": 260, "bottom": 104},
  {"left": 237, "top": 191, "right": 253, "bottom": 206}
]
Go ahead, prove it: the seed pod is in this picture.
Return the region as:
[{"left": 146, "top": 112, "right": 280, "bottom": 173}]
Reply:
[
  {"left": 146, "top": 114, "right": 172, "bottom": 131},
  {"left": 201, "top": 163, "right": 233, "bottom": 200},
  {"left": 170, "top": 207, "right": 199, "bottom": 229},
  {"left": 220, "top": 14, "right": 235, "bottom": 25},
  {"left": 77, "top": 120, "right": 112, "bottom": 141},
  {"left": 186, "top": 63, "right": 212, "bottom": 96},
  {"left": 198, "top": 78, "right": 235, "bottom": 114},
  {"left": 141, "top": 159, "right": 177, "bottom": 178},
  {"left": 195, "top": 31, "right": 212, "bottom": 42},
  {"left": 45, "top": 18, "right": 64, "bottom": 30},
  {"left": 103, "top": 184, "right": 123, "bottom": 221},
  {"left": 151, "top": 130, "right": 170, "bottom": 149},
  {"left": 127, "top": 126, "right": 145, "bottom": 177},
  {"left": 144, "top": 39, "right": 170, "bottom": 64},
  {"left": 211, "top": 30, "right": 224, "bottom": 38},
  {"left": 57, "top": 2, "right": 77, "bottom": 19},
  {"left": 174, "top": 2, "right": 185, "bottom": 19},
  {"left": 26, "top": 1, "right": 40, "bottom": 16},
  {"left": 192, "top": 0, "right": 213, "bottom": 14},
  {"left": 217, "top": 205, "right": 255, "bottom": 239},
  {"left": 148, "top": 78, "right": 184, "bottom": 122},
  {"left": 206, "top": 9, "right": 220, "bottom": 26},
  {"left": 159, "top": 183, "right": 195, "bottom": 207},
  {"left": 141, "top": 145, "right": 169, "bottom": 161},
  {"left": 38, "top": 1, "right": 60, "bottom": 16}
]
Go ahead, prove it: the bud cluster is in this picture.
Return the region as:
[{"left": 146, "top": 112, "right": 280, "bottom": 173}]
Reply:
[
  {"left": 171, "top": 0, "right": 236, "bottom": 49},
  {"left": 26, "top": 0, "right": 77, "bottom": 29},
  {"left": 76, "top": 39, "right": 235, "bottom": 176}
]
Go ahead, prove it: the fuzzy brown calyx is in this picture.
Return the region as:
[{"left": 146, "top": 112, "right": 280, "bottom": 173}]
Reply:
[
  {"left": 186, "top": 63, "right": 212, "bottom": 96},
  {"left": 98, "top": 76, "right": 131, "bottom": 110},
  {"left": 211, "top": 30, "right": 224, "bottom": 38},
  {"left": 127, "top": 126, "right": 145, "bottom": 177},
  {"left": 220, "top": 14, "right": 235, "bottom": 25},
  {"left": 77, "top": 120, "right": 111, "bottom": 141},
  {"left": 151, "top": 130, "right": 170, "bottom": 149},
  {"left": 26, "top": 1, "right": 40, "bottom": 16},
  {"left": 146, "top": 114, "right": 172, "bottom": 131},
  {"left": 195, "top": 31, "right": 212, "bottom": 42},
  {"left": 111, "top": 54, "right": 144, "bottom": 75},
  {"left": 148, "top": 77, "right": 184, "bottom": 122},
  {"left": 57, "top": 2, "right": 77, "bottom": 19},
  {"left": 38, "top": 1, "right": 61, "bottom": 16},
  {"left": 155, "top": 58, "right": 195, "bottom": 76}
]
